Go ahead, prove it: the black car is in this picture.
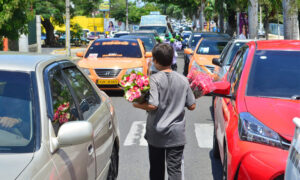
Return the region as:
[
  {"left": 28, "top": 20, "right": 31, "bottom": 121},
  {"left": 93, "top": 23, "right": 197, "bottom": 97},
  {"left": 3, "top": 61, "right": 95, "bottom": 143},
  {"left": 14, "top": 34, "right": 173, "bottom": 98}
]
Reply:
[
  {"left": 183, "top": 32, "right": 231, "bottom": 76},
  {"left": 120, "top": 35, "right": 156, "bottom": 52}
]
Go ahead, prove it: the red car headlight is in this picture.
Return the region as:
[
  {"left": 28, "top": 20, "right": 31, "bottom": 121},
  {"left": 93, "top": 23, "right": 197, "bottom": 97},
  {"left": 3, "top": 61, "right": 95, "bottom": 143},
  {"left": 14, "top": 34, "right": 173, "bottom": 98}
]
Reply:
[{"left": 238, "top": 112, "right": 290, "bottom": 150}]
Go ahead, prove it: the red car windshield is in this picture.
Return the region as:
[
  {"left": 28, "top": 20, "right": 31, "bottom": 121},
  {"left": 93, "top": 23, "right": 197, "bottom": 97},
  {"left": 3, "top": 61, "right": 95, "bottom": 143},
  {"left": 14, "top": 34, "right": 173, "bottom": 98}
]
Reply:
[{"left": 247, "top": 50, "right": 300, "bottom": 99}]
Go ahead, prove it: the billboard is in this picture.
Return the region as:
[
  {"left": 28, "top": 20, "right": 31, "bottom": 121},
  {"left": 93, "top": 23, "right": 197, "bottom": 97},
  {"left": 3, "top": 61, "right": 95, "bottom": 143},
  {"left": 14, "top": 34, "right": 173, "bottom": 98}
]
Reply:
[{"left": 99, "top": 0, "right": 110, "bottom": 12}]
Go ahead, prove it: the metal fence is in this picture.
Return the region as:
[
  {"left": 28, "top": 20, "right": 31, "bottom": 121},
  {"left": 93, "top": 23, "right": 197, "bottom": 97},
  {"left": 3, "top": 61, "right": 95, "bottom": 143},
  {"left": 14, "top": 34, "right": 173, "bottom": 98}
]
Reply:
[{"left": 269, "top": 23, "right": 284, "bottom": 36}]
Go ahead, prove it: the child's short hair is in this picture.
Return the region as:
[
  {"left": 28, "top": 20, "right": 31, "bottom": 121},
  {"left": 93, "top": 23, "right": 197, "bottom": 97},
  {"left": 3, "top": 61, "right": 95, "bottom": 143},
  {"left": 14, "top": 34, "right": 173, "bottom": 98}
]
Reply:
[{"left": 152, "top": 43, "right": 174, "bottom": 66}]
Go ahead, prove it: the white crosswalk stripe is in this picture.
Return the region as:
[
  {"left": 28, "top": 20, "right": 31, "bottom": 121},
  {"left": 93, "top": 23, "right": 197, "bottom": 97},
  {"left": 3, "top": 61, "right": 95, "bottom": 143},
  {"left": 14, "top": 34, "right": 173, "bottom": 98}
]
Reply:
[
  {"left": 194, "top": 123, "right": 214, "bottom": 148},
  {"left": 123, "top": 121, "right": 214, "bottom": 148},
  {"left": 124, "top": 121, "right": 148, "bottom": 146}
]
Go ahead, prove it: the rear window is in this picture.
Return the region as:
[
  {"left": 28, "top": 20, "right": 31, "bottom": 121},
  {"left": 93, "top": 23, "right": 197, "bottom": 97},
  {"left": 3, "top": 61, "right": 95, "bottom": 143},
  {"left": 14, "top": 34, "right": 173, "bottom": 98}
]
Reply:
[
  {"left": 196, "top": 40, "right": 228, "bottom": 55},
  {"left": 85, "top": 40, "right": 142, "bottom": 58},
  {"left": 189, "top": 35, "right": 202, "bottom": 48},
  {"left": 247, "top": 50, "right": 300, "bottom": 99}
]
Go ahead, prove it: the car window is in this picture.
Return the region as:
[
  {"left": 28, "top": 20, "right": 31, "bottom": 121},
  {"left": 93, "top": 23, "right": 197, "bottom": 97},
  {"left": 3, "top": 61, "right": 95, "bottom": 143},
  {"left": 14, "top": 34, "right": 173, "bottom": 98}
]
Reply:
[
  {"left": 0, "top": 71, "right": 35, "bottom": 153},
  {"left": 223, "top": 42, "right": 246, "bottom": 66},
  {"left": 63, "top": 67, "right": 100, "bottom": 119},
  {"left": 196, "top": 40, "right": 228, "bottom": 55},
  {"left": 229, "top": 47, "right": 249, "bottom": 96},
  {"left": 85, "top": 40, "right": 142, "bottom": 58},
  {"left": 189, "top": 35, "right": 202, "bottom": 48},
  {"left": 247, "top": 50, "right": 300, "bottom": 99},
  {"left": 219, "top": 41, "right": 232, "bottom": 60},
  {"left": 48, "top": 67, "right": 79, "bottom": 135}
]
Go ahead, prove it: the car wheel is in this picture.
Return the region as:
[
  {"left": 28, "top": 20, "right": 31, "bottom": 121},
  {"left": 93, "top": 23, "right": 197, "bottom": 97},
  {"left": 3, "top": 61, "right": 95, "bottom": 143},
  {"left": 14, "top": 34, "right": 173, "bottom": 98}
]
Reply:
[
  {"left": 212, "top": 127, "right": 220, "bottom": 159},
  {"left": 222, "top": 144, "right": 228, "bottom": 180},
  {"left": 107, "top": 145, "right": 119, "bottom": 180}
]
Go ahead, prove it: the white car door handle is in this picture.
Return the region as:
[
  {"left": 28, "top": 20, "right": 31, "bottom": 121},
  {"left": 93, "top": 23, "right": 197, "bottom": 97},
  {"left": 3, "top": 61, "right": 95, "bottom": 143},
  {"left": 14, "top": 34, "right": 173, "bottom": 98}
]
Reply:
[{"left": 87, "top": 144, "right": 94, "bottom": 155}]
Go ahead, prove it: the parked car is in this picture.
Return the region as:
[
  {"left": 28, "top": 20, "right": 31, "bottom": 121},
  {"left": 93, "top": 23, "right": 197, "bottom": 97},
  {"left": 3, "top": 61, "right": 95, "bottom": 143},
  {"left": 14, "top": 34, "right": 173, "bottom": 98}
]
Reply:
[
  {"left": 285, "top": 117, "right": 300, "bottom": 180},
  {"left": 212, "top": 40, "right": 300, "bottom": 179},
  {"left": 184, "top": 37, "right": 229, "bottom": 75},
  {"left": 183, "top": 32, "right": 231, "bottom": 76},
  {"left": 212, "top": 39, "right": 253, "bottom": 81},
  {"left": 0, "top": 54, "right": 119, "bottom": 179},
  {"left": 77, "top": 38, "right": 152, "bottom": 90},
  {"left": 87, "top": 32, "right": 105, "bottom": 40}
]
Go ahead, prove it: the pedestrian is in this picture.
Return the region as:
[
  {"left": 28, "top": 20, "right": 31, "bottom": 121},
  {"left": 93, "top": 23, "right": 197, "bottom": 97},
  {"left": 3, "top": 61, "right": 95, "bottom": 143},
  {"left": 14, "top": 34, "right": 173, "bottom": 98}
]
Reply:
[
  {"left": 164, "top": 34, "right": 180, "bottom": 71},
  {"left": 133, "top": 43, "right": 196, "bottom": 180},
  {"left": 239, "top": 25, "right": 247, "bottom": 39}
]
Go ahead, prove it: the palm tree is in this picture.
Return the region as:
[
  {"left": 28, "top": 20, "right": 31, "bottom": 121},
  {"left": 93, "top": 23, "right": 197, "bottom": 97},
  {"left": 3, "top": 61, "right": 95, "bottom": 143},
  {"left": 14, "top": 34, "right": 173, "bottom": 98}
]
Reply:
[{"left": 282, "top": 0, "right": 299, "bottom": 39}]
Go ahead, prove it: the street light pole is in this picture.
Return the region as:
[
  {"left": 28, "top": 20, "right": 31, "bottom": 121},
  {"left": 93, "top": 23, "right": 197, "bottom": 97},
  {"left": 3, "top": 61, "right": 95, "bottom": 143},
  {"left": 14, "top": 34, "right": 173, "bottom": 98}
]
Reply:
[
  {"left": 65, "top": 0, "right": 71, "bottom": 57},
  {"left": 126, "top": 0, "right": 128, "bottom": 31}
]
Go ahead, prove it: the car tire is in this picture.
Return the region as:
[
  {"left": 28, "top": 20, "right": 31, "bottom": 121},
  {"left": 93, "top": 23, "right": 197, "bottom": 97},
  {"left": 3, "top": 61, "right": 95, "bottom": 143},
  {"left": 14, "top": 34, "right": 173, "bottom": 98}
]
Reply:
[
  {"left": 107, "top": 145, "right": 119, "bottom": 180},
  {"left": 222, "top": 144, "right": 228, "bottom": 180},
  {"left": 213, "top": 127, "right": 220, "bottom": 159}
]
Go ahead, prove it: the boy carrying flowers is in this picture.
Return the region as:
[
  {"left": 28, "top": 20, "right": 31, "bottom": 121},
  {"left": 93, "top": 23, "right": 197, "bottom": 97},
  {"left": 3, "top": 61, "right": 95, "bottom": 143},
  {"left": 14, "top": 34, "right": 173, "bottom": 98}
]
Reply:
[{"left": 133, "top": 43, "right": 196, "bottom": 180}]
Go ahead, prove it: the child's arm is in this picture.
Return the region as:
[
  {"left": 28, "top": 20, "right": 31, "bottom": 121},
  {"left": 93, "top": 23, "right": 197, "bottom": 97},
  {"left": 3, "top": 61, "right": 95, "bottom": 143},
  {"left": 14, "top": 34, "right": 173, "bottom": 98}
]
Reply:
[
  {"left": 133, "top": 102, "right": 157, "bottom": 111},
  {"left": 187, "top": 103, "right": 196, "bottom": 111}
]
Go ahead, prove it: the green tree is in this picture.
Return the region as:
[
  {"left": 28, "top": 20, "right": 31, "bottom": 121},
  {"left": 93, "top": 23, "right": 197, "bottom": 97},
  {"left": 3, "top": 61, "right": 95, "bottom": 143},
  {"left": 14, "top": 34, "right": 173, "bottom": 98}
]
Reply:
[
  {"left": 0, "top": 0, "right": 34, "bottom": 39},
  {"left": 34, "top": 0, "right": 99, "bottom": 46}
]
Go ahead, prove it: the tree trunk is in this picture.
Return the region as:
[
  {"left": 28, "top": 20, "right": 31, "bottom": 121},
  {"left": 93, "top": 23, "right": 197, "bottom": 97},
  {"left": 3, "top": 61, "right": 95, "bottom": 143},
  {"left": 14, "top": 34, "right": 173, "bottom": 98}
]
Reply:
[
  {"left": 225, "top": 7, "right": 236, "bottom": 36},
  {"left": 282, "top": 0, "right": 299, "bottom": 39},
  {"left": 263, "top": 5, "right": 269, "bottom": 40},
  {"left": 248, "top": 0, "right": 258, "bottom": 39},
  {"left": 200, "top": 2, "right": 205, "bottom": 31},
  {"left": 41, "top": 18, "right": 57, "bottom": 47}
]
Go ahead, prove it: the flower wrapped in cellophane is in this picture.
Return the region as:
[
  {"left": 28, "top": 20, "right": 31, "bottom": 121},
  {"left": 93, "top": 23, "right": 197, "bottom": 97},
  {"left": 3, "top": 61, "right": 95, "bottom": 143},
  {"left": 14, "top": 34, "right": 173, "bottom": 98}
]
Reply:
[
  {"left": 187, "top": 68, "right": 216, "bottom": 98},
  {"left": 120, "top": 71, "right": 150, "bottom": 103}
]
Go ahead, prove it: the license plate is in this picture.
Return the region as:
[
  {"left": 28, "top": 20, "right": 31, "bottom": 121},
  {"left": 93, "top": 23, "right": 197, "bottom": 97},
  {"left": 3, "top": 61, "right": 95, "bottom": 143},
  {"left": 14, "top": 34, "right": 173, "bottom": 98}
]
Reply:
[{"left": 97, "top": 79, "right": 119, "bottom": 85}]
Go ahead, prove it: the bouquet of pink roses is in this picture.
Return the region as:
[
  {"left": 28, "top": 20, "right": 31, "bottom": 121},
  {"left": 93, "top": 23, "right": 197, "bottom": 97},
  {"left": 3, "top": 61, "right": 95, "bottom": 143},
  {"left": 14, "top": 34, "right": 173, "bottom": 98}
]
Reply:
[
  {"left": 120, "top": 71, "right": 150, "bottom": 103},
  {"left": 187, "top": 68, "right": 216, "bottom": 98},
  {"left": 53, "top": 102, "right": 70, "bottom": 124}
]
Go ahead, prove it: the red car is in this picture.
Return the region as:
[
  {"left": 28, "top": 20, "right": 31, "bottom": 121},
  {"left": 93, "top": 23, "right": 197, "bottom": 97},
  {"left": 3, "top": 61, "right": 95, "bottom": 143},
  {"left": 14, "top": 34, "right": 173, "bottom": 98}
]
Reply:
[{"left": 212, "top": 40, "right": 300, "bottom": 179}]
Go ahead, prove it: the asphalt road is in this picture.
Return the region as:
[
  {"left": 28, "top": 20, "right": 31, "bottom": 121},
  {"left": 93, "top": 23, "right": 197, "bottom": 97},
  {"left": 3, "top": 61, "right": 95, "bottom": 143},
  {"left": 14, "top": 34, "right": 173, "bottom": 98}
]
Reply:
[{"left": 105, "top": 51, "right": 223, "bottom": 180}]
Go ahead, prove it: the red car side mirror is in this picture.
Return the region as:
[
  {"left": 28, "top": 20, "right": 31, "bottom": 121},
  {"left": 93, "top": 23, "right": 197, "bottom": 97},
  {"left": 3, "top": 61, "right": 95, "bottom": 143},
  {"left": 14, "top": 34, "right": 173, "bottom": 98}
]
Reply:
[{"left": 213, "top": 81, "right": 231, "bottom": 96}]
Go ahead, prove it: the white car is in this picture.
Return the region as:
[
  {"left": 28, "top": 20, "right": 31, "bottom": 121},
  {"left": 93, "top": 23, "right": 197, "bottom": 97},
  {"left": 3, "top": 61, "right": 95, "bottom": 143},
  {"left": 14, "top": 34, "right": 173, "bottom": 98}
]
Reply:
[
  {"left": 285, "top": 117, "right": 300, "bottom": 180},
  {"left": 0, "top": 54, "right": 119, "bottom": 180}
]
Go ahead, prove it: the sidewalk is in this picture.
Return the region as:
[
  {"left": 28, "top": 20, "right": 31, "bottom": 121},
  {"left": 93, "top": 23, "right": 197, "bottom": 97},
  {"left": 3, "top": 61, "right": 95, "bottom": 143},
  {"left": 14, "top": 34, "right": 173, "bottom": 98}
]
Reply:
[{"left": 43, "top": 46, "right": 87, "bottom": 61}]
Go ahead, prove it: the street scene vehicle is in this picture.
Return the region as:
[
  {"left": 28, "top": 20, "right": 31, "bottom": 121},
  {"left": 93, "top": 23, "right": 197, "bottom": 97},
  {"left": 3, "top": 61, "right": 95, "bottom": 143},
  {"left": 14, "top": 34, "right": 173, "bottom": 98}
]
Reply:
[
  {"left": 183, "top": 32, "right": 231, "bottom": 76},
  {"left": 77, "top": 38, "right": 152, "bottom": 90},
  {"left": 131, "top": 30, "right": 159, "bottom": 38},
  {"left": 139, "top": 14, "right": 173, "bottom": 40},
  {"left": 184, "top": 37, "right": 229, "bottom": 76},
  {"left": 212, "top": 39, "right": 252, "bottom": 81},
  {"left": 113, "top": 31, "right": 130, "bottom": 38},
  {"left": 0, "top": 54, "right": 119, "bottom": 180},
  {"left": 285, "top": 117, "right": 300, "bottom": 180},
  {"left": 212, "top": 40, "right": 300, "bottom": 179},
  {"left": 120, "top": 35, "right": 157, "bottom": 52}
]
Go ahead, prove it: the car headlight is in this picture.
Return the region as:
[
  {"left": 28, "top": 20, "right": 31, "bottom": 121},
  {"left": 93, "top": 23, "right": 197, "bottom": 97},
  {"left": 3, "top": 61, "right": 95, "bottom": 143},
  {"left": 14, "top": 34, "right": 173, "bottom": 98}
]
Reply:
[
  {"left": 126, "top": 67, "right": 143, "bottom": 74},
  {"left": 81, "top": 68, "right": 91, "bottom": 75},
  {"left": 238, "top": 112, "right": 289, "bottom": 150},
  {"left": 191, "top": 61, "right": 206, "bottom": 73}
]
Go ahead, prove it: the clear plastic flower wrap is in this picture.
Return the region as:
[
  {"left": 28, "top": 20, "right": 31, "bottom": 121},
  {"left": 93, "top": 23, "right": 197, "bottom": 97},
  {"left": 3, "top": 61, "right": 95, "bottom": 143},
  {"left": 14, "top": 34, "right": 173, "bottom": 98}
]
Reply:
[
  {"left": 119, "top": 71, "right": 150, "bottom": 103},
  {"left": 187, "top": 68, "right": 216, "bottom": 98}
]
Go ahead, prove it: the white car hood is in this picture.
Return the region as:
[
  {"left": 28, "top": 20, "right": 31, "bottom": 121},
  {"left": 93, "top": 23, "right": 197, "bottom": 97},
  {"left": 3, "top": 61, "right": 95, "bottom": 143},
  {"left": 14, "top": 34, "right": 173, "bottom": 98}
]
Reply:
[{"left": 0, "top": 153, "right": 33, "bottom": 179}]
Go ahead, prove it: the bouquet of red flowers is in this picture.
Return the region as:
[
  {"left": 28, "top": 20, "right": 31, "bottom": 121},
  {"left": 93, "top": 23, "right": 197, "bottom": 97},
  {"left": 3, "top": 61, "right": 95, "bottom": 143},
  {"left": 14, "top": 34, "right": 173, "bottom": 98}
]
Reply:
[
  {"left": 187, "top": 68, "right": 216, "bottom": 98},
  {"left": 53, "top": 102, "right": 70, "bottom": 124},
  {"left": 120, "top": 71, "right": 150, "bottom": 103}
]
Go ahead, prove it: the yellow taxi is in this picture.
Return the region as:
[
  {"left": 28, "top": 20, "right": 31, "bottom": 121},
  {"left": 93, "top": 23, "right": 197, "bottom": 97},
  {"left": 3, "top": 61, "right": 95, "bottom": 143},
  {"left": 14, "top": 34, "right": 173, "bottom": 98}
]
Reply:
[
  {"left": 77, "top": 38, "right": 152, "bottom": 90},
  {"left": 184, "top": 37, "right": 229, "bottom": 78}
]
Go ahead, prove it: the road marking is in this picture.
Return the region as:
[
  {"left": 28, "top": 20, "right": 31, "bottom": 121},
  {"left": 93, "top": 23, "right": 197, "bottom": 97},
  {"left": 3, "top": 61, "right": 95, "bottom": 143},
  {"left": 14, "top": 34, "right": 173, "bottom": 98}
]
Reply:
[
  {"left": 194, "top": 123, "right": 214, "bottom": 148},
  {"left": 124, "top": 121, "right": 148, "bottom": 146}
]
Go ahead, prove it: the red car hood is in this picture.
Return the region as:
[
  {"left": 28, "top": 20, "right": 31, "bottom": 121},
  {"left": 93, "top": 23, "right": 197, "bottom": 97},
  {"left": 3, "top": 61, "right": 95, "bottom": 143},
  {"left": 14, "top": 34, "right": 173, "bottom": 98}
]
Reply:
[{"left": 244, "top": 96, "right": 300, "bottom": 141}]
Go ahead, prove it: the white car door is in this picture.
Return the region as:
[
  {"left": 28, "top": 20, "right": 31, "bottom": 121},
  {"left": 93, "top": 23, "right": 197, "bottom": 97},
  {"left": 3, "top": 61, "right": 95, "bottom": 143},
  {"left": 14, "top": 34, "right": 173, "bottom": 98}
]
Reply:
[
  {"left": 45, "top": 64, "right": 96, "bottom": 180},
  {"left": 62, "top": 66, "right": 114, "bottom": 179}
]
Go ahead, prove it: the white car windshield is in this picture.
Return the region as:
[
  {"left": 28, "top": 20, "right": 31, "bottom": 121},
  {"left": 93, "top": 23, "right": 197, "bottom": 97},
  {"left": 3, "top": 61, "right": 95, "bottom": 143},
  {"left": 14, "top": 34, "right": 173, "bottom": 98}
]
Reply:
[{"left": 0, "top": 71, "right": 34, "bottom": 153}]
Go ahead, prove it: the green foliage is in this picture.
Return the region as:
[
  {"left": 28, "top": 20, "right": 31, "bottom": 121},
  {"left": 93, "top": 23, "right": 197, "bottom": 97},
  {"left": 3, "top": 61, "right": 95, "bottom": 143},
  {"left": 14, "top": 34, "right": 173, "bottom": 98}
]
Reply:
[
  {"left": 166, "top": 5, "right": 183, "bottom": 19},
  {"left": 0, "top": 0, "right": 34, "bottom": 39},
  {"left": 111, "top": 2, "right": 160, "bottom": 24}
]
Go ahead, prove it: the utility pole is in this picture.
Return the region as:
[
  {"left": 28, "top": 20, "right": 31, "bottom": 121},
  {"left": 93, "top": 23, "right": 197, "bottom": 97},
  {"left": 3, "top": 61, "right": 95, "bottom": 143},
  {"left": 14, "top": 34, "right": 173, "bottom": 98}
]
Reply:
[
  {"left": 36, "top": 15, "right": 42, "bottom": 53},
  {"left": 126, "top": 0, "right": 129, "bottom": 31},
  {"left": 65, "top": 0, "right": 71, "bottom": 57}
]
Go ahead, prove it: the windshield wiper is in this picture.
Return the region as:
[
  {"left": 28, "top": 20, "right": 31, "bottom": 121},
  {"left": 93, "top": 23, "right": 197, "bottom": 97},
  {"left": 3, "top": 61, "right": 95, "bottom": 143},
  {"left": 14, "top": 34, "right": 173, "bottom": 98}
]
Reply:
[{"left": 291, "top": 95, "right": 300, "bottom": 100}]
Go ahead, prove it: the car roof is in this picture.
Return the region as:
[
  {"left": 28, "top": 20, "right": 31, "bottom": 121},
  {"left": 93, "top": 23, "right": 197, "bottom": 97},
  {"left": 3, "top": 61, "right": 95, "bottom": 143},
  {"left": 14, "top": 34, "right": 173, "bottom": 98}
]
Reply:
[
  {"left": 202, "top": 37, "right": 230, "bottom": 42},
  {"left": 0, "top": 53, "right": 63, "bottom": 71},
  {"left": 94, "top": 38, "right": 138, "bottom": 43},
  {"left": 255, "top": 40, "right": 300, "bottom": 51},
  {"left": 120, "top": 35, "right": 152, "bottom": 40}
]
